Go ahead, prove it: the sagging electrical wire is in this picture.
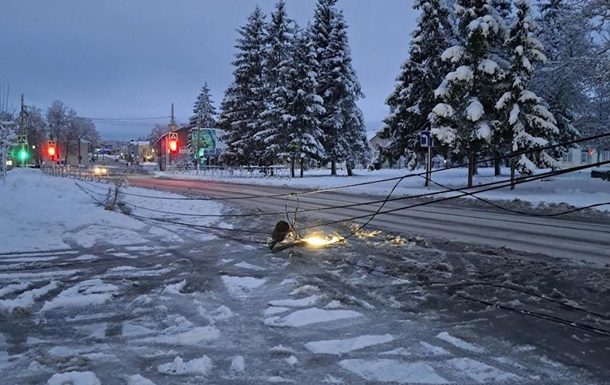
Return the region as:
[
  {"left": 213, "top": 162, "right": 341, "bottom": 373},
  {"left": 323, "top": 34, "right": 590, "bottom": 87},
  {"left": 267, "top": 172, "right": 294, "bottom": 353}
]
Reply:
[
  {"left": 449, "top": 284, "right": 610, "bottom": 338},
  {"left": 295, "top": 160, "right": 610, "bottom": 234},
  {"left": 424, "top": 175, "right": 610, "bottom": 217}
]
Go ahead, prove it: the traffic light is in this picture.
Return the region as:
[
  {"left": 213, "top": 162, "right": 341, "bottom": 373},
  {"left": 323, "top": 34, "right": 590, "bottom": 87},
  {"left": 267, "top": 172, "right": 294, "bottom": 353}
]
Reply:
[
  {"left": 588, "top": 148, "right": 594, "bottom": 156},
  {"left": 168, "top": 132, "right": 178, "bottom": 154},
  {"left": 18, "top": 146, "right": 29, "bottom": 162},
  {"left": 198, "top": 148, "right": 204, "bottom": 157},
  {"left": 47, "top": 141, "right": 56, "bottom": 158}
]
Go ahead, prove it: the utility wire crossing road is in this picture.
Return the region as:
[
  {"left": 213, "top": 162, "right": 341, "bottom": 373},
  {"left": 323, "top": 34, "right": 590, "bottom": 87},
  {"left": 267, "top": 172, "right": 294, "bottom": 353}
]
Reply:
[{"left": 127, "top": 177, "right": 610, "bottom": 265}]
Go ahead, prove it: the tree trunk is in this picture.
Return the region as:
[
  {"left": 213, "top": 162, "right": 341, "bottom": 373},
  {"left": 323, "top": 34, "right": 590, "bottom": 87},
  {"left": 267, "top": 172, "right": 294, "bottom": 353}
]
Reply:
[
  {"left": 494, "top": 150, "right": 501, "bottom": 176},
  {"left": 291, "top": 157, "right": 295, "bottom": 178},
  {"left": 300, "top": 159, "right": 304, "bottom": 178},
  {"left": 346, "top": 162, "right": 353, "bottom": 177},
  {"left": 467, "top": 147, "right": 474, "bottom": 188},
  {"left": 331, "top": 156, "right": 337, "bottom": 176}
]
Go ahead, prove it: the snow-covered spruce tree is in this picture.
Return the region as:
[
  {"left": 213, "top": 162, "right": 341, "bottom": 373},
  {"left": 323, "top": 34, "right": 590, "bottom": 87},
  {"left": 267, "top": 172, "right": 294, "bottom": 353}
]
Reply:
[
  {"left": 496, "top": 0, "right": 559, "bottom": 180},
  {"left": 282, "top": 27, "right": 326, "bottom": 177},
  {"left": 218, "top": 6, "right": 268, "bottom": 166},
  {"left": 256, "top": 0, "right": 297, "bottom": 167},
  {"left": 190, "top": 83, "right": 217, "bottom": 128},
  {"left": 0, "top": 119, "right": 17, "bottom": 180},
  {"left": 381, "top": 0, "right": 455, "bottom": 170},
  {"left": 311, "top": 0, "right": 369, "bottom": 175},
  {"left": 530, "top": 0, "right": 593, "bottom": 159},
  {"left": 189, "top": 82, "right": 217, "bottom": 164},
  {"left": 429, "top": 0, "right": 508, "bottom": 187}
]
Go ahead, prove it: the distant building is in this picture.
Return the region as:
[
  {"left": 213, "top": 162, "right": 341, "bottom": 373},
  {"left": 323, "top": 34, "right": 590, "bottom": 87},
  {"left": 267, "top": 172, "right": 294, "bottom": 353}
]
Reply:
[{"left": 156, "top": 125, "right": 226, "bottom": 171}]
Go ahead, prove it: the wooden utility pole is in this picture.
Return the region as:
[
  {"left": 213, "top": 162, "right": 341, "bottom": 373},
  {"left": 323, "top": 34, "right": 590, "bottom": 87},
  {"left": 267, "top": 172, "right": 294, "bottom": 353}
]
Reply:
[{"left": 166, "top": 103, "right": 176, "bottom": 171}]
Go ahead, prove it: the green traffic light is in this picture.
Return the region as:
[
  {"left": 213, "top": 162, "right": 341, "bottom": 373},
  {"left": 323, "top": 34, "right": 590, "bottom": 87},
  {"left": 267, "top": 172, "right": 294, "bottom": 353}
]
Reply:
[
  {"left": 18, "top": 149, "right": 29, "bottom": 161},
  {"left": 198, "top": 148, "right": 204, "bottom": 157}
]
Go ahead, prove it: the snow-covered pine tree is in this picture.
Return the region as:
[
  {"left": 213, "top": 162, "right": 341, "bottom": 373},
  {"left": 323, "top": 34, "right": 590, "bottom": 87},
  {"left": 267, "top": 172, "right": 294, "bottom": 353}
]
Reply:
[
  {"left": 189, "top": 82, "right": 217, "bottom": 165},
  {"left": 218, "top": 6, "right": 268, "bottom": 166},
  {"left": 496, "top": 0, "right": 559, "bottom": 181},
  {"left": 311, "top": 0, "right": 369, "bottom": 175},
  {"left": 530, "top": 0, "right": 592, "bottom": 159},
  {"left": 282, "top": 27, "right": 326, "bottom": 177},
  {"left": 256, "top": 0, "right": 297, "bottom": 167},
  {"left": 429, "top": 0, "right": 508, "bottom": 187},
  {"left": 381, "top": 0, "right": 455, "bottom": 170}
]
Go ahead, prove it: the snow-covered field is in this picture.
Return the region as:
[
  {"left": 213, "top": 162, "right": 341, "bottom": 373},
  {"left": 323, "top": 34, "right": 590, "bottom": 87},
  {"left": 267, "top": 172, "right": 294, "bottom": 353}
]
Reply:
[{"left": 0, "top": 168, "right": 609, "bottom": 384}]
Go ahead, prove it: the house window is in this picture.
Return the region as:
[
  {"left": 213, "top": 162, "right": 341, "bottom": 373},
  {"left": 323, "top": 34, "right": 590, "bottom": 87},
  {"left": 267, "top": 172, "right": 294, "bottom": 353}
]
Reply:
[
  {"left": 562, "top": 152, "right": 573, "bottom": 163},
  {"left": 581, "top": 150, "right": 592, "bottom": 163}
]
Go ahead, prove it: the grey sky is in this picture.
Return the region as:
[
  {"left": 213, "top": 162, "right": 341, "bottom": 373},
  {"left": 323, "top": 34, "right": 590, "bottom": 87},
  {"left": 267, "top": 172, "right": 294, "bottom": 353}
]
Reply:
[{"left": 0, "top": 0, "right": 417, "bottom": 140}]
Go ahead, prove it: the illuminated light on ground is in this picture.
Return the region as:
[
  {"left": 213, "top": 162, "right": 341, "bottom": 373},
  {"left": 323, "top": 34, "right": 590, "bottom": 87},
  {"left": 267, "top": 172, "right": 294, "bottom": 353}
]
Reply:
[{"left": 303, "top": 235, "right": 344, "bottom": 248}]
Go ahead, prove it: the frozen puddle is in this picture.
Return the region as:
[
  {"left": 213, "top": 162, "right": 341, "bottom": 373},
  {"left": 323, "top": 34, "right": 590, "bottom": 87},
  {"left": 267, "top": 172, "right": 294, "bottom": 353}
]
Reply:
[
  {"left": 339, "top": 359, "right": 449, "bottom": 384},
  {"left": 222, "top": 275, "right": 267, "bottom": 297},
  {"left": 305, "top": 334, "right": 394, "bottom": 355},
  {"left": 264, "top": 308, "right": 363, "bottom": 327}
]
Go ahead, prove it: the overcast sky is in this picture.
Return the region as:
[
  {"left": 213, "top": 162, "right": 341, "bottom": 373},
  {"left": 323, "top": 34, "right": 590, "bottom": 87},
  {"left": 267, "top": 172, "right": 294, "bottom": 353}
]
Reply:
[{"left": 0, "top": 0, "right": 417, "bottom": 140}]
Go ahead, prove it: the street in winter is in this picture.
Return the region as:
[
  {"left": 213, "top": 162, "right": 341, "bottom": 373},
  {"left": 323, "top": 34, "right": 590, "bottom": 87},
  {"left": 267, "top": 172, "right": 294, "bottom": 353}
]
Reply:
[
  {"left": 0, "top": 167, "right": 609, "bottom": 384},
  {"left": 2, "top": 0, "right": 610, "bottom": 383}
]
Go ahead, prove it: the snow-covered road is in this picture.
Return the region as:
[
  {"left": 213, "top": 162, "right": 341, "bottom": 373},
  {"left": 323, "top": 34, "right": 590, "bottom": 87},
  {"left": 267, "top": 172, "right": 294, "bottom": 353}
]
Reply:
[{"left": 1, "top": 169, "right": 609, "bottom": 384}]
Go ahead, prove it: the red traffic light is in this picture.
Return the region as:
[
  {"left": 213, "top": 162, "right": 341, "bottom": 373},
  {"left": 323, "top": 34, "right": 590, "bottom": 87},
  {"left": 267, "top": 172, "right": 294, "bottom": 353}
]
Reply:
[
  {"left": 168, "top": 132, "right": 178, "bottom": 153},
  {"left": 169, "top": 139, "right": 178, "bottom": 153},
  {"left": 588, "top": 148, "right": 594, "bottom": 156},
  {"left": 47, "top": 141, "right": 56, "bottom": 157}
]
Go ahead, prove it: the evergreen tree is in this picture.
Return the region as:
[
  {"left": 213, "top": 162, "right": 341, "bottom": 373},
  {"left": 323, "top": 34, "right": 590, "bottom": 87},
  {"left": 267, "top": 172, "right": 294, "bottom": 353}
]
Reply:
[
  {"left": 496, "top": 0, "right": 559, "bottom": 178},
  {"left": 190, "top": 83, "right": 217, "bottom": 128},
  {"left": 311, "top": 0, "right": 369, "bottom": 175},
  {"left": 219, "top": 6, "right": 268, "bottom": 166},
  {"left": 381, "top": 0, "right": 455, "bottom": 170},
  {"left": 189, "top": 83, "right": 217, "bottom": 164},
  {"left": 429, "top": 0, "right": 508, "bottom": 187},
  {"left": 256, "top": 0, "right": 297, "bottom": 166},
  {"left": 283, "top": 28, "right": 326, "bottom": 177},
  {"left": 531, "top": 0, "right": 592, "bottom": 158}
]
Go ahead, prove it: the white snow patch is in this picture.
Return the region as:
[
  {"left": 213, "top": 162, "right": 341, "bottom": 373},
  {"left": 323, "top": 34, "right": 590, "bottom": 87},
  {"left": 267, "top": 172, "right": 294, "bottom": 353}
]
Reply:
[
  {"left": 285, "top": 355, "right": 298, "bottom": 366},
  {"left": 305, "top": 334, "right": 394, "bottom": 355},
  {"left": 157, "top": 355, "right": 214, "bottom": 375},
  {"left": 126, "top": 374, "right": 157, "bottom": 385},
  {"left": 162, "top": 279, "right": 187, "bottom": 295},
  {"left": 72, "top": 254, "right": 98, "bottom": 261},
  {"left": 269, "top": 295, "right": 320, "bottom": 308},
  {"left": 135, "top": 326, "right": 220, "bottom": 346},
  {"left": 447, "top": 358, "right": 520, "bottom": 382},
  {"left": 379, "top": 347, "right": 412, "bottom": 356},
  {"left": 420, "top": 341, "right": 452, "bottom": 356},
  {"left": 436, "top": 332, "right": 484, "bottom": 353},
  {"left": 41, "top": 279, "right": 118, "bottom": 311},
  {"left": 267, "top": 376, "right": 295, "bottom": 383},
  {"left": 339, "top": 359, "right": 449, "bottom": 384},
  {"left": 0, "top": 282, "right": 31, "bottom": 298},
  {"left": 234, "top": 261, "right": 266, "bottom": 271},
  {"left": 323, "top": 374, "right": 345, "bottom": 383},
  {"left": 264, "top": 308, "right": 363, "bottom": 327},
  {"left": 230, "top": 355, "right": 245, "bottom": 372},
  {"left": 199, "top": 305, "right": 234, "bottom": 323},
  {"left": 222, "top": 275, "right": 267, "bottom": 297},
  {"left": 325, "top": 300, "right": 343, "bottom": 309},
  {"left": 46, "top": 371, "right": 101, "bottom": 385},
  {"left": 289, "top": 285, "right": 320, "bottom": 295}
]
